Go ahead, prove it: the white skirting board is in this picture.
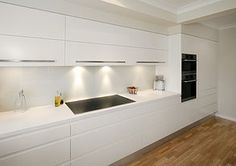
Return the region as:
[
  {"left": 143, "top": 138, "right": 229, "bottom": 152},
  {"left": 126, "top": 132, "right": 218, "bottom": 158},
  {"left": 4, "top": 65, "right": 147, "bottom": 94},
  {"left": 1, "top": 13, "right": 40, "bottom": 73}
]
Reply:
[{"left": 215, "top": 113, "right": 236, "bottom": 123}]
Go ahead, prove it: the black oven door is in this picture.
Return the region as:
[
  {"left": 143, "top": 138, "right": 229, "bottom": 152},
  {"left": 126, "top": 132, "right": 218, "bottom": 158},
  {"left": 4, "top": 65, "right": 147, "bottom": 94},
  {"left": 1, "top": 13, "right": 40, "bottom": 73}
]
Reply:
[
  {"left": 181, "top": 79, "right": 196, "bottom": 102},
  {"left": 182, "top": 60, "right": 196, "bottom": 73},
  {"left": 182, "top": 54, "right": 197, "bottom": 74}
]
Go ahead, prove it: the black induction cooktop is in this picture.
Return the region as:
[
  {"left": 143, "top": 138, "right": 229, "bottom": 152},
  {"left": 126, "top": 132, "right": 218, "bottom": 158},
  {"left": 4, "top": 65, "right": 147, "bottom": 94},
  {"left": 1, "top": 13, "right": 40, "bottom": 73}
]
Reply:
[{"left": 66, "top": 95, "right": 135, "bottom": 114}]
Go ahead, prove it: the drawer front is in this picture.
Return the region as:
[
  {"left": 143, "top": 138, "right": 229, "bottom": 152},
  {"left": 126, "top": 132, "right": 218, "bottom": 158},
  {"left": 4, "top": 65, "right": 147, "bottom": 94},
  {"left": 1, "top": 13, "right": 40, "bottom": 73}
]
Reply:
[
  {"left": 71, "top": 95, "right": 180, "bottom": 136},
  {"left": 71, "top": 134, "right": 143, "bottom": 166},
  {"left": 0, "top": 124, "right": 70, "bottom": 157},
  {"left": 0, "top": 139, "right": 70, "bottom": 166},
  {"left": 71, "top": 117, "right": 142, "bottom": 159},
  {"left": 198, "top": 93, "right": 217, "bottom": 108}
]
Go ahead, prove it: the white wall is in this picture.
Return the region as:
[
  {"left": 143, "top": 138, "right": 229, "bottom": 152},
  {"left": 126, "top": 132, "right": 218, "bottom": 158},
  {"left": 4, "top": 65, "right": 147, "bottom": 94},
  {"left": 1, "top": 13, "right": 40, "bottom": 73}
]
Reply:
[
  {"left": 181, "top": 23, "right": 219, "bottom": 42},
  {"left": 0, "top": 66, "right": 155, "bottom": 111},
  {"left": 167, "top": 23, "right": 219, "bottom": 41},
  {"left": 217, "top": 27, "right": 236, "bottom": 120}
]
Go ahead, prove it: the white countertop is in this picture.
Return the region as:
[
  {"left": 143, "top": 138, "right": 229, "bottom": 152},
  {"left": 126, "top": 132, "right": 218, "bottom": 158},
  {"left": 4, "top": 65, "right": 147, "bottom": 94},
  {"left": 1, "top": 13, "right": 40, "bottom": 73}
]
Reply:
[
  {"left": 0, "top": 90, "right": 180, "bottom": 139},
  {"left": 121, "top": 89, "right": 178, "bottom": 102}
]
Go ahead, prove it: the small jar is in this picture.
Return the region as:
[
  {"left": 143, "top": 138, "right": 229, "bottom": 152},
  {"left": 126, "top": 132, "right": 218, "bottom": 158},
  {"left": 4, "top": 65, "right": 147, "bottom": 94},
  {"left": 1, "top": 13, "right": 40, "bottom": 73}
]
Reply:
[{"left": 153, "top": 75, "right": 165, "bottom": 91}]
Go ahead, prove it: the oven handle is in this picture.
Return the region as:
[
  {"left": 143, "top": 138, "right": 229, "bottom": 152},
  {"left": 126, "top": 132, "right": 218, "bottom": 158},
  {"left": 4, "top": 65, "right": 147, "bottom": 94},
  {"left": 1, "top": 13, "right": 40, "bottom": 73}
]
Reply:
[
  {"left": 183, "top": 60, "right": 197, "bottom": 62},
  {"left": 183, "top": 80, "right": 197, "bottom": 83}
]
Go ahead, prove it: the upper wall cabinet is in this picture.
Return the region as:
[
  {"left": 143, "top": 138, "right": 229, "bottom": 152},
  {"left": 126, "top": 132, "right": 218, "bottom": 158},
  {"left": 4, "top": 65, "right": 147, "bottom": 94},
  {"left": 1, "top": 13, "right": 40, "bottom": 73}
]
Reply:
[
  {"left": 66, "top": 16, "right": 167, "bottom": 50},
  {"left": 66, "top": 42, "right": 127, "bottom": 66},
  {"left": 0, "top": 35, "right": 64, "bottom": 66},
  {"left": 0, "top": 3, "right": 65, "bottom": 40},
  {"left": 65, "top": 42, "right": 167, "bottom": 66},
  {"left": 65, "top": 16, "right": 168, "bottom": 65}
]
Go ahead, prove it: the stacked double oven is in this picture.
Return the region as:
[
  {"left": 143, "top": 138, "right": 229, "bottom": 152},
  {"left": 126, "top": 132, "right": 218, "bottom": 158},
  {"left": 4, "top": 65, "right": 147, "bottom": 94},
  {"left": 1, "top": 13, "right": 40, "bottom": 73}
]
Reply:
[{"left": 181, "top": 54, "right": 197, "bottom": 102}]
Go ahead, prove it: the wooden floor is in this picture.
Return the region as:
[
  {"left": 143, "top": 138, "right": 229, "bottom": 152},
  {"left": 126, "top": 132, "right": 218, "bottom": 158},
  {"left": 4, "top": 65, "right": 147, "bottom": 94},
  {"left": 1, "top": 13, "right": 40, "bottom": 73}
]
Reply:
[{"left": 128, "top": 117, "right": 236, "bottom": 166}]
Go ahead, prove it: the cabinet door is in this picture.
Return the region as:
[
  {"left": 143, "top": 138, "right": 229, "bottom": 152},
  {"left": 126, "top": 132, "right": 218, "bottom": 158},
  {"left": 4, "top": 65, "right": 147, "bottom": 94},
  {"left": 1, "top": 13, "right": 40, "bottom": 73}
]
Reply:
[
  {"left": 66, "top": 16, "right": 130, "bottom": 46},
  {"left": 134, "top": 49, "right": 167, "bottom": 65},
  {"left": 181, "top": 34, "right": 217, "bottom": 94},
  {"left": 129, "top": 29, "right": 168, "bottom": 50},
  {"left": 0, "top": 3, "right": 65, "bottom": 39},
  {"left": 0, "top": 124, "right": 70, "bottom": 157},
  {"left": 66, "top": 16, "right": 167, "bottom": 50},
  {"left": 198, "top": 39, "right": 217, "bottom": 91},
  {"left": 0, "top": 35, "right": 64, "bottom": 66},
  {"left": 0, "top": 139, "right": 70, "bottom": 166},
  {"left": 65, "top": 41, "right": 128, "bottom": 66},
  {"left": 65, "top": 41, "right": 167, "bottom": 66}
]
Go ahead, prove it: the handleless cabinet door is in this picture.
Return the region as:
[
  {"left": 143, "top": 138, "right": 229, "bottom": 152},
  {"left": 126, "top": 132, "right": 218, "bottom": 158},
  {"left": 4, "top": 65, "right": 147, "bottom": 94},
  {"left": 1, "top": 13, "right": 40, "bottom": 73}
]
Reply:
[
  {"left": 0, "top": 139, "right": 70, "bottom": 166},
  {"left": 66, "top": 16, "right": 167, "bottom": 50},
  {"left": 198, "top": 39, "right": 217, "bottom": 91},
  {"left": 0, "top": 124, "right": 70, "bottom": 158},
  {"left": 0, "top": 3, "right": 65, "bottom": 40},
  {"left": 66, "top": 16, "right": 130, "bottom": 46},
  {"left": 0, "top": 35, "right": 64, "bottom": 66}
]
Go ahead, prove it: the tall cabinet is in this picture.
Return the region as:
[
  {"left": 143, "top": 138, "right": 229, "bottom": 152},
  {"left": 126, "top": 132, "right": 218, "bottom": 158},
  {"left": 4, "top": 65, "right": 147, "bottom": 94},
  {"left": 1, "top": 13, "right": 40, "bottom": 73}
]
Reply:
[{"left": 167, "top": 33, "right": 218, "bottom": 117}]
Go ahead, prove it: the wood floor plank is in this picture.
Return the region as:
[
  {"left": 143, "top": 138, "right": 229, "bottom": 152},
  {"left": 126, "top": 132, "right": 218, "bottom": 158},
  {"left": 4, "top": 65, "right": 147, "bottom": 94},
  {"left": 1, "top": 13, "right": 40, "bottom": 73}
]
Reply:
[{"left": 127, "top": 117, "right": 236, "bottom": 166}]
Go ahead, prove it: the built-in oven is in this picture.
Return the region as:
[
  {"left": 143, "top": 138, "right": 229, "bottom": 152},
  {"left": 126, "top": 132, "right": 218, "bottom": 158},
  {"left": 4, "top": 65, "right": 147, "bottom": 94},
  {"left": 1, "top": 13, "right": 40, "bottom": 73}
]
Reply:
[
  {"left": 182, "top": 54, "right": 197, "bottom": 74},
  {"left": 181, "top": 54, "right": 197, "bottom": 102}
]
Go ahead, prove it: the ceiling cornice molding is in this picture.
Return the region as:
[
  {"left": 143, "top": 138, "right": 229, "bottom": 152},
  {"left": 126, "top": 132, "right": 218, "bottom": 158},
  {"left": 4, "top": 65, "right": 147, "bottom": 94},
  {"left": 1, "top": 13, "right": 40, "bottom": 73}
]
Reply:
[
  {"left": 138, "top": 0, "right": 224, "bottom": 15},
  {"left": 220, "top": 23, "right": 236, "bottom": 30},
  {"left": 99, "top": 0, "right": 177, "bottom": 22},
  {"left": 177, "top": 0, "right": 222, "bottom": 14},
  {"left": 177, "top": 0, "right": 236, "bottom": 23},
  {"left": 138, "top": 0, "right": 177, "bottom": 14},
  {"left": 199, "top": 22, "right": 220, "bottom": 30}
]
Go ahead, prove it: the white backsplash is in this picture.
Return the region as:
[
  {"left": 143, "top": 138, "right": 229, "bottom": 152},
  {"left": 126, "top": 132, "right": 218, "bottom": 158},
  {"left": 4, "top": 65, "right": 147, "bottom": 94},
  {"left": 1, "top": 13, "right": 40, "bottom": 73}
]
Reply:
[{"left": 0, "top": 66, "right": 155, "bottom": 111}]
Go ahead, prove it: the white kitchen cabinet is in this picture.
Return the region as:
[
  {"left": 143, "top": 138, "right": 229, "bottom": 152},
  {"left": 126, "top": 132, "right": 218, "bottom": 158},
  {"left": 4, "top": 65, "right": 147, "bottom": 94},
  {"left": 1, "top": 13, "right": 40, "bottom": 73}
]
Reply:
[
  {"left": 65, "top": 16, "right": 168, "bottom": 66},
  {"left": 181, "top": 34, "right": 217, "bottom": 92},
  {"left": 71, "top": 116, "right": 144, "bottom": 159},
  {"left": 65, "top": 41, "right": 127, "bottom": 66},
  {"left": 65, "top": 41, "right": 167, "bottom": 66},
  {"left": 134, "top": 49, "right": 167, "bottom": 65},
  {"left": 0, "top": 3, "right": 65, "bottom": 40},
  {"left": 0, "top": 124, "right": 70, "bottom": 157},
  {"left": 0, "top": 123, "right": 70, "bottom": 166},
  {"left": 66, "top": 16, "right": 167, "bottom": 50},
  {"left": 198, "top": 39, "right": 217, "bottom": 91},
  {"left": 71, "top": 134, "right": 143, "bottom": 166},
  {"left": 70, "top": 95, "right": 180, "bottom": 164},
  {"left": 0, "top": 139, "right": 70, "bottom": 166},
  {"left": 0, "top": 35, "right": 64, "bottom": 66}
]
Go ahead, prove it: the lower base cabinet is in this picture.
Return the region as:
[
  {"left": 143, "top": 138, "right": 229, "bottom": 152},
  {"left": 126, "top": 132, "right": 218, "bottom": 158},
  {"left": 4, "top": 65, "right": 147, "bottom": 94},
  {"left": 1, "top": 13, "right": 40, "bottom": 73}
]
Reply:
[
  {"left": 69, "top": 93, "right": 216, "bottom": 166},
  {"left": 0, "top": 139, "right": 70, "bottom": 166},
  {"left": 0, "top": 123, "right": 70, "bottom": 166},
  {"left": 0, "top": 93, "right": 216, "bottom": 166}
]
